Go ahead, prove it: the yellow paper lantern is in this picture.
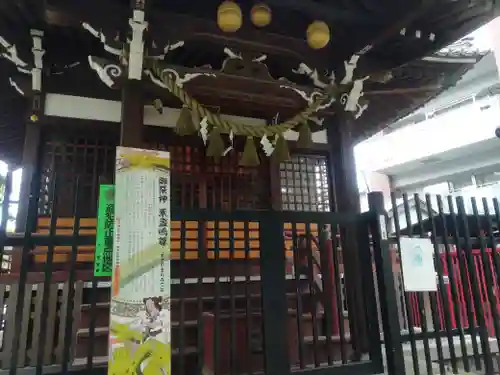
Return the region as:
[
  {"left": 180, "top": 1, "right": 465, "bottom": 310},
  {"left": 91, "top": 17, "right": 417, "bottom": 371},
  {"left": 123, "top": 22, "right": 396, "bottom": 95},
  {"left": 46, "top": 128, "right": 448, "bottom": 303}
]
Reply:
[
  {"left": 307, "top": 21, "right": 330, "bottom": 49},
  {"left": 251, "top": 4, "right": 271, "bottom": 27},
  {"left": 217, "top": 1, "right": 242, "bottom": 33}
]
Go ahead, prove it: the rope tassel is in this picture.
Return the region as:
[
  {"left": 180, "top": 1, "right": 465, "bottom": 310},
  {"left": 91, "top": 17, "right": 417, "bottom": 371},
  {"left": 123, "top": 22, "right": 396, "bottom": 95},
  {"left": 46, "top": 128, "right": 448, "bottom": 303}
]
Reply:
[
  {"left": 206, "top": 127, "right": 225, "bottom": 162},
  {"left": 272, "top": 135, "right": 290, "bottom": 163},
  {"left": 239, "top": 136, "right": 260, "bottom": 166},
  {"left": 296, "top": 122, "right": 313, "bottom": 149},
  {"left": 175, "top": 106, "right": 197, "bottom": 135}
]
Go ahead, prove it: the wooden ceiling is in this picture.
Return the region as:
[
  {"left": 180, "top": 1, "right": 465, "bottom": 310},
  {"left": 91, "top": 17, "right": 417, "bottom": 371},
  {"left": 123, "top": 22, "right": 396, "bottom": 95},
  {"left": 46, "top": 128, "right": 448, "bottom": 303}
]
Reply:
[{"left": 0, "top": 0, "right": 496, "bottom": 165}]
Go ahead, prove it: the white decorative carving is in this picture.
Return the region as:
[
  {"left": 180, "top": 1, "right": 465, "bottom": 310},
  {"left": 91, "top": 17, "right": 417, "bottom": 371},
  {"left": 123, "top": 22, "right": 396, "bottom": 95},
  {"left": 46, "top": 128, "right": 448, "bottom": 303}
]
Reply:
[
  {"left": 88, "top": 56, "right": 123, "bottom": 88},
  {"left": 0, "top": 36, "right": 28, "bottom": 67},
  {"left": 341, "top": 55, "right": 360, "bottom": 85},
  {"left": 279, "top": 85, "right": 322, "bottom": 104},
  {"left": 355, "top": 102, "right": 369, "bottom": 119},
  {"left": 221, "top": 47, "right": 243, "bottom": 72},
  {"left": 160, "top": 68, "right": 216, "bottom": 88},
  {"left": 128, "top": 10, "right": 148, "bottom": 80},
  {"left": 149, "top": 40, "right": 186, "bottom": 59},
  {"left": 357, "top": 45, "right": 373, "bottom": 55},
  {"left": 145, "top": 69, "right": 169, "bottom": 89},
  {"left": 17, "top": 66, "right": 31, "bottom": 75},
  {"left": 31, "top": 30, "right": 44, "bottom": 92},
  {"left": 200, "top": 117, "right": 209, "bottom": 145},
  {"left": 316, "top": 97, "right": 335, "bottom": 111},
  {"left": 344, "top": 76, "right": 369, "bottom": 112},
  {"left": 9, "top": 78, "right": 24, "bottom": 96},
  {"left": 82, "top": 23, "right": 122, "bottom": 56},
  {"left": 223, "top": 130, "right": 234, "bottom": 156},
  {"left": 252, "top": 55, "right": 267, "bottom": 63},
  {"left": 292, "top": 63, "right": 329, "bottom": 89},
  {"left": 223, "top": 48, "right": 243, "bottom": 60}
]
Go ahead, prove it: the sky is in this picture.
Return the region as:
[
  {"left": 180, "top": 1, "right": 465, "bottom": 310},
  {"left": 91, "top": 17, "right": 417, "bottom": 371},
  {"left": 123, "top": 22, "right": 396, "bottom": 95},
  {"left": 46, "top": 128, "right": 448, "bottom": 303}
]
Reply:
[{"left": 0, "top": 161, "right": 22, "bottom": 231}]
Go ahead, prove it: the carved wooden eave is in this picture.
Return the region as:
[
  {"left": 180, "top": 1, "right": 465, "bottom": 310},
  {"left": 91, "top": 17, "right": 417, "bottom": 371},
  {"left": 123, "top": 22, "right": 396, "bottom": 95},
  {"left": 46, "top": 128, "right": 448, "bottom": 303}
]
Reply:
[
  {"left": 0, "top": 0, "right": 496, "bottom": 156},
  {"left": 353, "top": 55, "right": 478, "bottom": 141},
  {"left": 87, "top": 55, "right": 334, "bottom": 118}
]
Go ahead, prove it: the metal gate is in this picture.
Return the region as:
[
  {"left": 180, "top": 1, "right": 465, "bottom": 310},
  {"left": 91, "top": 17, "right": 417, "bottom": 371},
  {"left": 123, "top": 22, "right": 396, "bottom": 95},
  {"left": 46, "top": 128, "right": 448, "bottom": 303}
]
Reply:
[
  {"left": 256, "top": 209, "right": 385, "bottom": 375},
  {"left": 378, "top": 191, "right": 500, "bottom": 375}
]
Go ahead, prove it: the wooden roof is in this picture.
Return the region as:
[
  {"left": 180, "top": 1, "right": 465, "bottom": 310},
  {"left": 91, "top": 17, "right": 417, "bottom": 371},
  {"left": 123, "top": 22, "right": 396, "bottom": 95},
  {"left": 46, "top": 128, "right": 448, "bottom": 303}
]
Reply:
[{"left": 0, "top": 0, "right": 497, "bottom": 165}]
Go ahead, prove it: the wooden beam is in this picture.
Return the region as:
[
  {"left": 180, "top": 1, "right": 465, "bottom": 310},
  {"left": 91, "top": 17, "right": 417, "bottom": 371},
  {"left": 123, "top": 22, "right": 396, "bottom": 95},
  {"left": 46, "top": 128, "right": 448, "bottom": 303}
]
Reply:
[
  {"left": 364, "top": 85, "right": 441, "bottom": 96},
  {"left": 350, "top": 0, "right": 436, "bottom": 76},
  {"left": 44, "top": 0, "right": 328, "bottom": 70}
]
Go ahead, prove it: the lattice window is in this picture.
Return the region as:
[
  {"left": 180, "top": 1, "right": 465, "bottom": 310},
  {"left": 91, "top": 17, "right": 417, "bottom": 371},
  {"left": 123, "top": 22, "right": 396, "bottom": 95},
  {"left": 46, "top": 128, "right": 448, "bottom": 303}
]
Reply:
[
  {"left": 40, "top": 127, "right": 268, "bottom": 216},
  {"left": 205, "top": 150, "right": 268, "bottom": 210},
  {"left": 39, "top": 129, "right": 117, "bottom": 217},
  {"left": 146, "top": 138, "right": 268, "bottom": 210},
  {"left": 280, "top": 155, "right": 331, "bottom": 211}
]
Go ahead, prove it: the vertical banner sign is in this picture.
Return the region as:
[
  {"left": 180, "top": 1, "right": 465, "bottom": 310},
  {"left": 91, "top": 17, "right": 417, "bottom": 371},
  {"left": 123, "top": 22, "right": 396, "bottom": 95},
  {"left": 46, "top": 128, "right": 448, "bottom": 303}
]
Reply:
[
  {"left": 108, "top": 147, "right": 171, "bottom": 375},
  {"left": 94, "top": 185, "right": 114, "bottom": 277}
]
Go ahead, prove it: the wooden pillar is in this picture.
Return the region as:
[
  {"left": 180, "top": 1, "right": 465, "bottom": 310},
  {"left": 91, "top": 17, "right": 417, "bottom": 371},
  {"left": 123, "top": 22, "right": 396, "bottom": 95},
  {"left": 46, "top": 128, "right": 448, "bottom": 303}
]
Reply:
[
  {"left": 326, "top": 114, "right": 368, "bottom": 356},
  {"left": 120, "top": 0, "right": 148, "bottom": 148},
  {"left": 120, "top": 80, "right": 144, "bottom": 147},
  {"left": 13, "top": 30, "right": 45, "bottom": 271},
  {"left": 15, "top": 122, "right": 41, "bottom": 232}
]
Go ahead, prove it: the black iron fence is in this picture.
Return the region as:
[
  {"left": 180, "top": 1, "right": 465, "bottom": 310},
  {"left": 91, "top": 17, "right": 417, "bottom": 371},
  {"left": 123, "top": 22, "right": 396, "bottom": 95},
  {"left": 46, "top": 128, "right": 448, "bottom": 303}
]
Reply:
[
  {"left": 0, "top": 172, "right": 385, "bottom": 375},
  {"left": 378, "top": 192, "right": 500, "bottom": 375},
  {"left": 3, "top": 169, "right": 500, "bottom": 375}
]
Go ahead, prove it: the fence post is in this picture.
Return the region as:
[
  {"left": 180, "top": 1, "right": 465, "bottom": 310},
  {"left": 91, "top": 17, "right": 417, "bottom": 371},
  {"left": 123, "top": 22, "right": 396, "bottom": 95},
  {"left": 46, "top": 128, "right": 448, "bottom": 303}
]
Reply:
[
  {"left": 368, "top": 192, "right": 406, "bottom": 375},
  {"left": 259, "top": 211, "right": 290, "bottom": 375}
]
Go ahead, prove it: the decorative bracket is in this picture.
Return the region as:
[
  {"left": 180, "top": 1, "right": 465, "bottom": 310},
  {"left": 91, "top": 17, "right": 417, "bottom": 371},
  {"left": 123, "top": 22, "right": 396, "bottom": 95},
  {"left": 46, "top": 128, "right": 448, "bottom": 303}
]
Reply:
[
  {"left": 31, "top": 30, "right": 44, "bottom": 92},
  {"left": 341, "top": 55, "right": 360, "bottom": 85},
  {"left": 128, "top": 9, "right": 148, "bottom": 80},
  {"left": 82, "top": 23, "right": 122, "bottom": 56},
  {"left": 88, "top": 56, "right": 124, "bottom": 88},
  {"left": 0, "top": 36, "right": 28, "bottom": 68},
  {"left": 292, "top": 63, "right": 334, "bottom": 89}
]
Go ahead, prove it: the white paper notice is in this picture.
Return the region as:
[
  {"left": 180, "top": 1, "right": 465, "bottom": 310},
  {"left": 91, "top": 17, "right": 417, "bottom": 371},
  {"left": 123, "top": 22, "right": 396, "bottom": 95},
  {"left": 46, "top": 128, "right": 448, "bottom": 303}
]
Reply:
[{"left": 399, "top": 237, "right": 437, "bottom": 292}]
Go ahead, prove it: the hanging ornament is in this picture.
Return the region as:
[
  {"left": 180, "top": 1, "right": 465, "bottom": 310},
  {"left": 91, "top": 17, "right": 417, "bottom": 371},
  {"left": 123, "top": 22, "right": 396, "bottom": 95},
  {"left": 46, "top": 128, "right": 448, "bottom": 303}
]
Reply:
[
  {"left": 251, "top": 4, "right": 271, "bottom": 27},
  {"left": 175, "top": 106, "right": 197, "bottom": 135},
  {"left": 217, "top": 1, "right": 243, "bottom": 33},
  {"left": 307, "top": 21, "right": 330, "bottom": 49},
  {"left": 206, "top": 127, "right": 225, "bottom": 162},
  {"left": 272, "top": 135, "right": 290, "bottom": 163},
  {"left": 240, "top": 136, "right": 260, "bottom": 166},
  {"left": 296, "top": 122, "right": 313, "bottom": 149},
  {"left": 192, "top": 109, "right": 202, "bottom": 130}
]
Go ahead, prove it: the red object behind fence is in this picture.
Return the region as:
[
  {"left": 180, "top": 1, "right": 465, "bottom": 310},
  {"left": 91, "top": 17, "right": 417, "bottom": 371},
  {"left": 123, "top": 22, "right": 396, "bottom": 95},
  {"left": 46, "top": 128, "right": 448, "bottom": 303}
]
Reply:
[{"left": 408, "top": 248, "right": 500, "bottom": 336}]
